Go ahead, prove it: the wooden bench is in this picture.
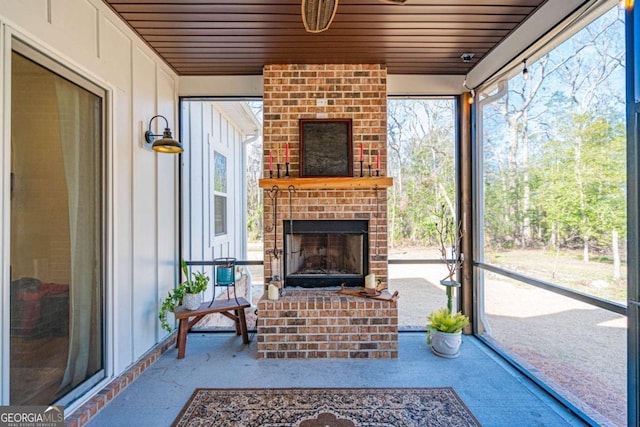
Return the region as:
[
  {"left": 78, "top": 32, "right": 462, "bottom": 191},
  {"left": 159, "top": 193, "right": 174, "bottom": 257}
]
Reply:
[{"left": 173, "top": 297, "right": 251, "bottom": 359}]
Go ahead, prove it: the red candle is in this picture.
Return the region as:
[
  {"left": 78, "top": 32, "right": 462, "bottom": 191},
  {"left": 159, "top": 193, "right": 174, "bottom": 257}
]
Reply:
[
  {"left": 360, "top": 143, "right": 363, "bottom": 161},
  {"left": 376, "top": 150, "right": 381, "bottom": 170},
  {"left": 269, "top": 150, "right": 273, "bottom": 170},
  {"left": 285, "top": 143, "right": 289, "bottom": 163}
]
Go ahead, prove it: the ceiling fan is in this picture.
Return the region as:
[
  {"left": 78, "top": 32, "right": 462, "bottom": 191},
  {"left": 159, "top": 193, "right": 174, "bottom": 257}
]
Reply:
[{"left": 302, "top": 0, "right": 408, "bottom": 33}]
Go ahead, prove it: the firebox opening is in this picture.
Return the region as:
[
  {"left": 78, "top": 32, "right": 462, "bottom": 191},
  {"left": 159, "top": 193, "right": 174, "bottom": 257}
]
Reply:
[{"left": 283, "top": 220, "right": 368, "bottom": 288}]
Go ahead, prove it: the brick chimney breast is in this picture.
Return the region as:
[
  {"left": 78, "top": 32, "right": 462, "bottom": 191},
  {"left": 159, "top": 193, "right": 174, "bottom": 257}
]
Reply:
[
  {"left": 262, "top": 64, "right": 388, "bottom": 286},
  {"left": 259, "top": 64, "right": 396, "bottom": 359}
]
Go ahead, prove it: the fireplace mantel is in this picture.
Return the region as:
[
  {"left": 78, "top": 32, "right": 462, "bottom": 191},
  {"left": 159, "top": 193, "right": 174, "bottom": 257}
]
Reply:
[{"left": 258, "top": 177, "right": 393, "bottom": 190}]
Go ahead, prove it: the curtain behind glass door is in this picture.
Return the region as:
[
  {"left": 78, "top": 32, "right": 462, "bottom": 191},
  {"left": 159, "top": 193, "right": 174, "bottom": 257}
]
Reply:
[{"left": 10, "top": 50, "right": 104, "bottom": 406}]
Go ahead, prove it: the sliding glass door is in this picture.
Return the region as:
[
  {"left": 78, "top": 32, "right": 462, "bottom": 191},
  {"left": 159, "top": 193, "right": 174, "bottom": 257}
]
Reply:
[{"left": 9, "top": 41, "right": 105, "bottom": 406}]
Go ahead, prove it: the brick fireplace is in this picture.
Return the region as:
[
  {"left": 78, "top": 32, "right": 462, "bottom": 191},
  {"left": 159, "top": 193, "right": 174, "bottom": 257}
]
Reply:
[{"left": 257, "top": 64, "right": 397, "bottom": 358}]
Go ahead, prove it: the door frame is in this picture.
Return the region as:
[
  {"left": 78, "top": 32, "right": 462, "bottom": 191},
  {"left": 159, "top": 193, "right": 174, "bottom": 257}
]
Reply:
[
  {"left": 625, "top": 3, "right": 639, "bottom": 425},
  {"left": 1, "top": 30, "right": 114, "bottom": 410}
]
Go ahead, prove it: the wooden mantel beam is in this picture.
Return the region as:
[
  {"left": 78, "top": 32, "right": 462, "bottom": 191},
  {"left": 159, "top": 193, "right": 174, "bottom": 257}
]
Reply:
[{"left": 258, "top": 177, "right": 393, "bottom": 190}]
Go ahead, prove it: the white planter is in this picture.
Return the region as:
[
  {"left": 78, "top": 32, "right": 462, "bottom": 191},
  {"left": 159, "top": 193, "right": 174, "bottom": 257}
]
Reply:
[
  {"left": 430, "top": 330, "right": 462, "bottom": 358},
  {"left": 182, "top": 293, "right": 201, "bottom": 310}
]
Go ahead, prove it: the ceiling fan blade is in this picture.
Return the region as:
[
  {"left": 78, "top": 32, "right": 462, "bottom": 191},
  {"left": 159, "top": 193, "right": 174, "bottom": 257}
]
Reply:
[
  {"left": 302, "top": 0, "right": 339, "bottom": 33},
  {"left": 380, "top": 0, "right": 408, "bottom": 3}
]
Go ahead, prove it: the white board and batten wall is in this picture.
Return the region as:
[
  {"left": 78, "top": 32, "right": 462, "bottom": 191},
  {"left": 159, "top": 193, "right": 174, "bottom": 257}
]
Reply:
[{"left": 0, "top": 0, "right": 179, "bottom": 408}]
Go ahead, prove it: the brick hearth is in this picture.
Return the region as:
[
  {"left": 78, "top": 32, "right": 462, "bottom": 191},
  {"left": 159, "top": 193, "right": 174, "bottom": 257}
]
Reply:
[{"left": 257, "top": 290, "right": 398, "bottom": 359}]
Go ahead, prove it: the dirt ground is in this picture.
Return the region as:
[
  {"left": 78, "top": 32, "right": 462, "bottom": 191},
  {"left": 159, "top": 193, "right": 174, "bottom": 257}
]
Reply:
[
  {"left": 481, "top": 273, "right": 626, "bottom": 426},
  {"left": 387, "top": 250, "right": 626, "bottom": 426}
]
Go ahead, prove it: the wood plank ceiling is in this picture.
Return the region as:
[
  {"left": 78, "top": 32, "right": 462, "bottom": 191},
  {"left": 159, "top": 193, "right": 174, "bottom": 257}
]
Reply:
[{"left": 102, "top": 0, "right": 548, "bottom": 76}]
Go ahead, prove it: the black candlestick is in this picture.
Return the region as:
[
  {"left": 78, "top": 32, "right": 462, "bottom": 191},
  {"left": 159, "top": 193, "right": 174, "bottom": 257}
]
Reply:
[
  {"left": 376, "top": 169, "right": 380, "bottom": 177},
  {"left": 277, "top": 164, "right": 281, "bottom": 178},
  {"left": 285, "top": 162, "right": 291, "bottom": 178},
  {"left": 368, "top": 165, "right": 372, "bottom": 177},
  {"left": 269, "top": 169, "right": 273, "bottom": 178},
  {"left": 359, "top": 160, "right": 364, "bottom": 177}
]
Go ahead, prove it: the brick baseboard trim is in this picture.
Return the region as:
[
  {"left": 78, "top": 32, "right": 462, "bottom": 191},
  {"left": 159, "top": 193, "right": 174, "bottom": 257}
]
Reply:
[{"left": 65, "top": 333, "right": 177, "bottom": 427}]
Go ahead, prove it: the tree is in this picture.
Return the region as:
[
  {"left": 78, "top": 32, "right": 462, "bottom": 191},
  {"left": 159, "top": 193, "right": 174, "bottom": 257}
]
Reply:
[
  {"left": 387, "top": 99, "right": 455, "bottom": 247},
  {"left": 481, "top": 5, "right": 625, "bottom": 268},
  {"left": 245, "top": 101, "right": 264, "bottom": 241}
]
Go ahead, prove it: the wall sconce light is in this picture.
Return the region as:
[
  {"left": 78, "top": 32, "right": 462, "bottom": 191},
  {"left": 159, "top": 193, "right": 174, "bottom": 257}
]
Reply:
[
  {"left": 144, "top": 115, "right": 183, "bottom": 153},
  {"left": 522, "top": 59, "right": 529, "bottom": 81},
  {"left": 619, "top": 0, "right": 634, "bottom": 10}
]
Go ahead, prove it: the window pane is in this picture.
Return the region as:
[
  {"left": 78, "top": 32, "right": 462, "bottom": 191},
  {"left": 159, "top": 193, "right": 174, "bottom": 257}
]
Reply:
[
  {"left": 386, "top": 97, "right": 457, "bottom": 329},
  {"left": 181, "top": 98, "right": 263, "bottom": 331},
  {"left": 477, "top": 6, "right": 627, "bottom": 426},
  {"left": 479, "top": 6, "right": 626, "bottom": 304},
  {"left": 213, "top": 150, "right": 228, "bottom": 237},
  {"left": 214, "top": 195, "right": 227, "bottom": 236},
  {"left": 478, "top": 270, "right": 627, "bottom": 425},
  {"left": 387, "top": 98, "right": 456, "bottom": 258},
  {"left": 214, "top": 151, "right": 227, "bottom": 193}
]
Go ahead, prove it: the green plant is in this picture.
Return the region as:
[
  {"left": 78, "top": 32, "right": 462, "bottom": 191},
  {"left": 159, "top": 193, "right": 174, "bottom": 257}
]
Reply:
[
  {"left": 159, "top": 260, "right": 210, "bottom": 332},
  {"left": 426, "top": 307, "right": 469, "bottom": 344}
]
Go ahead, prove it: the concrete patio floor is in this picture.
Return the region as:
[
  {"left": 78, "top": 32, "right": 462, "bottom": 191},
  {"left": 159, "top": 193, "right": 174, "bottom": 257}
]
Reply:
[{"left": 86, "top": 332, "right": 586, "bottom": 426}]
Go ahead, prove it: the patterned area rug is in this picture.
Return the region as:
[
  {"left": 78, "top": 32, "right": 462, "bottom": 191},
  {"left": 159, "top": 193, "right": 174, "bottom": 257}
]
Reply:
[{"left": 172, "top": 387, "right": 481, "bottom": 426}]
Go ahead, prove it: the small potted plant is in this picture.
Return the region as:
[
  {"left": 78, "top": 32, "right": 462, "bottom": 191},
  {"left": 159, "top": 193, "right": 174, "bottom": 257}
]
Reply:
[
  {"left": 159, "top": 260, "right": 210, "bottom": 333},
  {"left": 426, "top": 307, "right": 469, "bottom": 358},
  {"left": 426, "top": 203, "right": 469, "bottom": 358}
]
